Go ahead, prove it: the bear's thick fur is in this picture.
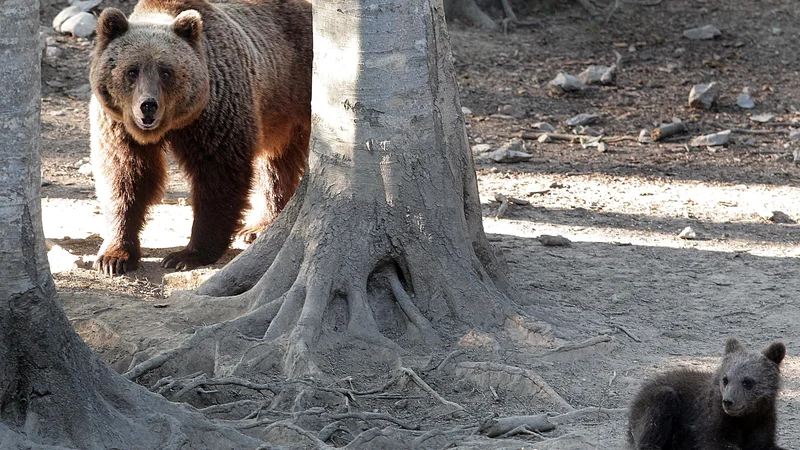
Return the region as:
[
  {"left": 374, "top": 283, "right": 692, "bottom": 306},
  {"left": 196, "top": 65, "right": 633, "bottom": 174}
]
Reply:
[
  {"left": 628, "top": 338, "right": 786, "bottom": 450},
  {"left": 90, "top": 0, "right": 311, "bottom": 274}
]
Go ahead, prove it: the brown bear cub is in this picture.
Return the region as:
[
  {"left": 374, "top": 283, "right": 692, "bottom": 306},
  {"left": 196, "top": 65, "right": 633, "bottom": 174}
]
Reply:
[
  {"left": 90, "top": 0, "right": 312, "bottom": 275},
  {"left": 628, "top": 338, "right": 787, "bottom": 450}
]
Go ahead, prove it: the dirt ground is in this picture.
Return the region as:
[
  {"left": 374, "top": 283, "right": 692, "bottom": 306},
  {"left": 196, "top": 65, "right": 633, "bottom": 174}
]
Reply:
[{"left": 39, "top": 0, "right": 800, "bottom": 448}]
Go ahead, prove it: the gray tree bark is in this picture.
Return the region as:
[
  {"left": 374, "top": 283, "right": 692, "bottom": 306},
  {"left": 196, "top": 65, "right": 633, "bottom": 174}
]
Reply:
[
  {"left": 0, "top": 2, "right": 265, "bottom": 448},
  {"left": 130, "top": 0, "right": 513, "bottom": 387}
]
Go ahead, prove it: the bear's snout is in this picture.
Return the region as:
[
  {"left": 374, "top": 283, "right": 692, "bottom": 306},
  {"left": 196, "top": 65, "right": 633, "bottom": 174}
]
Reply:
[{"left": 140, "top": 98, "right": 159, "bottom": 124}]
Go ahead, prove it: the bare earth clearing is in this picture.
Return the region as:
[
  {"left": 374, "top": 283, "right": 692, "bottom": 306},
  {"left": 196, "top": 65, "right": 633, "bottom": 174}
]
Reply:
[{"left": 39, "top": 0, "right": 800, "bottom": 448}]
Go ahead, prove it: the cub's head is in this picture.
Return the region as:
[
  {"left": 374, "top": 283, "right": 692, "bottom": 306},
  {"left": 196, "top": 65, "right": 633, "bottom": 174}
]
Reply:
[
  {"left": 717, "top": 338, "right": 785, "bottom": 417},
  {"left": 90, "top": 8, "right": 210, "bottom": 144}
]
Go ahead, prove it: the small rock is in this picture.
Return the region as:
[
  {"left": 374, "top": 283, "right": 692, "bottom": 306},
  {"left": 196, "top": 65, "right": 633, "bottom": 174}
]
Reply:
[
  {"left": 596, "top": 142, "right": 608, "bottom": 153},
  {"left": 532, "top": 122, "right": 556, "bottom": 133},
  {"left": 548, "top": 72, "right": 583, "bottom": 94},
  {"left": 750, "top": 113, "right": 775, "bottom": 123},
  {"left": 52, "top": 5, "right": 82, "bottom": 32},
  {"left": 70, "top": 0, "right": 102, "bottom": 12},
  {"left": 47, "top": 244, "right": 80, "bottom": 273},
  {"left": 45, "top": 79, "right": 66, "bottom": 88},
  {"left": 41, "top": 178, "right": 53, "bottom": 186},
  {"left": 683, "top": 25, "right": 721, "bottom": 40},
  {"left": 394, "top": 399, "right": 408, "bottom": 410},
  {"left": 45, "top": 46, "right": 63, "bottom": 60},
  {"left": 65, "top": 83, "right": 92, "bottom": 100},
  {"left": 678, "top": 227, "right": 697, "bottom": 240},
  {"left": 578, "top": 65, "right": 616, "bottom": 86},
  {"left": 771, "top": 27, "right": 783, "bottom": 36},
  {"left": 498, "top": 104, "right": 525, "bottom": 119},
  {"left": 789, "top": 130, "right": 800, "bottom": 141},
  {"left": 48, "top": 109, "right": 66, "bottom": 116},
  {"left": 674, "top": 47, "right": 686, "bottom": 55},
  {"left": 537, "top": 234, "right": 571, "bottom": 247},
  {"left": 490, "top": 143, "right": 533, "bottom": 163},
  {"left": 78, "top": 163, "right": 93, "bottom": 176},
  {"left": 565, "top": 113, "right": 598, "bottom": 127},
  {"left": 537, "top": 134, "right": 551, "bottom": 143},
  {"left": 471, "top": 143, "right": 492, "bottom": 155},
  {"left": 60, "top": 12, "right": 97, "bottom": 38},
  {"left": 688, "top": 82, "right": 719, "bottom": 109},
  {"left": 760, "top": 210, "right": 795, "bottom": 224},
  {"left": 461, "top": 106, "right": 472, "bottom": 115},
  {"left": 690, "top": 130, "right": 730, "bottom": 147},
  {"left": 736, "top": 93, "right": 755, "bottom": 109},
  {"left": 793, "top": 149, "right": 800, "bottom": 165},
  {"left": 638, "top": 129, "right": 651, "bottom": 144}
]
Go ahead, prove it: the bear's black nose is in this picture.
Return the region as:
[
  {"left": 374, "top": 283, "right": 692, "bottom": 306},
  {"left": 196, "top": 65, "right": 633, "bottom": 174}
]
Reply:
[
  {"left": 722, "top": 398, "right": 734, "bottom": 407},
  {"left": 140, "top": 98, "right": 159, "bottom": 118}
]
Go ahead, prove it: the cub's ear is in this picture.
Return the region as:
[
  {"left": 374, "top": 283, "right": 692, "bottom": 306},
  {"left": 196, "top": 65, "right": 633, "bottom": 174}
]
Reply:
[
  {"left": 97, "top": 8, "right": 129, "bottom": 48},
  {"left": 724, "top": 338, "right": 744, "bottom": 355},
  {"left": 763, "top": 341, "right": 786, "bottom": 365},
  {"left": 173, "top": 10, "right": 202, "bottom": 43}
]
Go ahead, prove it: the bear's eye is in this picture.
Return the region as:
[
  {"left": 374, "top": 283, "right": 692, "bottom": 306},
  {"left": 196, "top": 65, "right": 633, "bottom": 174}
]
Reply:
[
  {"left": 742, "top": 378, "right": 755, "bottom": 390},
  {"left": 722, "top": 376, "right": 729, "bottom": 386},
  {"left": 160, "top": 69, "right": 171, "bottom": 81},
  {"left": 126, "top": 68, "right": 139, "bottom": 80}
]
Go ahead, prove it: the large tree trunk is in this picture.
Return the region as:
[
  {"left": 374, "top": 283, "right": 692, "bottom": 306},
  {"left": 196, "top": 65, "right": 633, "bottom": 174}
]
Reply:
[
  {"left": 0, "top": 1, "right": 266, "bottom": 448},
  {"left": 130, "top": 0, "right": 514, "bottom": 389}
]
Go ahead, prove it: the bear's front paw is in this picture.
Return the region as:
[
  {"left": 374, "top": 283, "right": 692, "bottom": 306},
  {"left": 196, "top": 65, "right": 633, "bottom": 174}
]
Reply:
[
  {"left": 161, "top": 248, "right": 219, "bottom": 271},
  {"left": 94, "top": 247, "right": 139, "bottom": 276}
]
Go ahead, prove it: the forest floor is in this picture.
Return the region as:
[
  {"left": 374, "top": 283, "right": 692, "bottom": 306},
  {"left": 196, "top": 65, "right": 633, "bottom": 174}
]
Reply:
[{"left": 38, "top": 0, "right": 800, "bottom": 448}]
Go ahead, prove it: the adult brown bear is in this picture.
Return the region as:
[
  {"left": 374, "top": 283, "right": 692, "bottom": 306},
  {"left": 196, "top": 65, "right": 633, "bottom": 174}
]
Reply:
[{"left": 90, "top": 0, "right": 312, "bottom": 275}]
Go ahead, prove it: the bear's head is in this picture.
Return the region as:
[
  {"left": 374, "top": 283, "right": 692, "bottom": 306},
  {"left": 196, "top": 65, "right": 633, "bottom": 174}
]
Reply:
[
  {"left": 716, "top": 338, "right": 785, "bottom": 417},
  {"left": 90, "top": 7, "right": 211, "bottom": 144}
]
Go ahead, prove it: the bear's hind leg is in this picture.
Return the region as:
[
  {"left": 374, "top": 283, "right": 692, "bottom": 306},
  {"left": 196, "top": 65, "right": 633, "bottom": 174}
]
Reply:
[
  {"left": 237, "top": 124, "right": 309, "bottom": 244},
  {"left": 628, "top": 385, "right": 681, "bottom": 450},
  {"left": 91, "top": 105, "right": 167, "bottom": 275}
]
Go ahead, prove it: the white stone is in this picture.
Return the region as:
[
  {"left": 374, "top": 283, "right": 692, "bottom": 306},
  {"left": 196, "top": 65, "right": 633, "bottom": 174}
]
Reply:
[
  {"left": 52, "top": 6, "right": 82, "bottom": 32},
  {"left": 688, "top": 82, "right": 719, "bottom": 110},
  {"left": 690, "top": 130, "right": 730, "bottom": 147},
  {"left": 549, "top": 72, "right": 583, "bottom": 93},
  {"left": 678, "top": 227, "right": 697, "bottom": 240},
  {"left": 60, "top": 12, "right": 97, "bottom": 38},
  {"left": 736, "top": 93, "right": 755, "bottom": 109},
  {"left": 683, "top": 25, "right": 721, "bottom": 40}
]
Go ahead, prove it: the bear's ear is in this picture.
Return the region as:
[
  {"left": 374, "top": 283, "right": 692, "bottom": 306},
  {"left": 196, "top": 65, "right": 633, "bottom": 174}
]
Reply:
[
  {"left": 97, "top": 8, "right": 129, "bottom": 46},
  {"left": 172, "top": 10, "right": 203, "bottom": 43},
  {"left": 763, "top": 342, "right": 786, "bottom": 365},
  {"left": 724, "top": 338, "right": 743, "bottom": 355}
]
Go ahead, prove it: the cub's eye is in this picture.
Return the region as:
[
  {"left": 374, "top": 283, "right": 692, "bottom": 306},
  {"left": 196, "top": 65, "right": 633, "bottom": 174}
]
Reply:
[
  {"left": 126, "top": 68, "right": 139, "bottom": 80},
  {"left": 742, "top": 378, "right": 755, "bottom": 390},
  {"left": 160, "top": 69, "right": 171, "bottom": 81},
  {"left": 722, "top": 376, "right": 729, "bottom": 386}
]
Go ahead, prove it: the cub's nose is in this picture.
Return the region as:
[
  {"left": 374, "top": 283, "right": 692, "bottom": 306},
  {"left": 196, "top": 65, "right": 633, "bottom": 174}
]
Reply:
[
  {"left": 722, "top": 398, "right": 734, "bottom": 407},
  {"left": 140, "top": 98, "right": 159, "bottom": 119}
]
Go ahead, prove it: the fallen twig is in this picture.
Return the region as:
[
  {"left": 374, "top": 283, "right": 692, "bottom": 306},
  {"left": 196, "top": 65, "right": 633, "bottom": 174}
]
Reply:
[
  {"left": 540, "top": 335, "right": 612, "bottom": 357},
  {"left": 611, "top": 323, "right": 641, "bottom": 342},
  {"left": 479, "top": 414, "right": 556, "bottom": 437},
  {"left": 494, "top": 193, "right": 509, "bottom": 219},
  {"left": 329, "top": 411, "right": 419, "bottom": 430},
  {"left": 651, "top": 122, "right": 687, "bottom": 141},
  {"left": 550, "top": 406, "right": 628, "bottom": 424},
  {"left": 400, "top": 367, "right": 464, "bottom": 411}
]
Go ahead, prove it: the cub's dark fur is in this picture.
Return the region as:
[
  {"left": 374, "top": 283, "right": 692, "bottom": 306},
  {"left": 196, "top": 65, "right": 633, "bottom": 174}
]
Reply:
[{"left": 628, "top": 338, "right": 786, "bottom": 450}]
